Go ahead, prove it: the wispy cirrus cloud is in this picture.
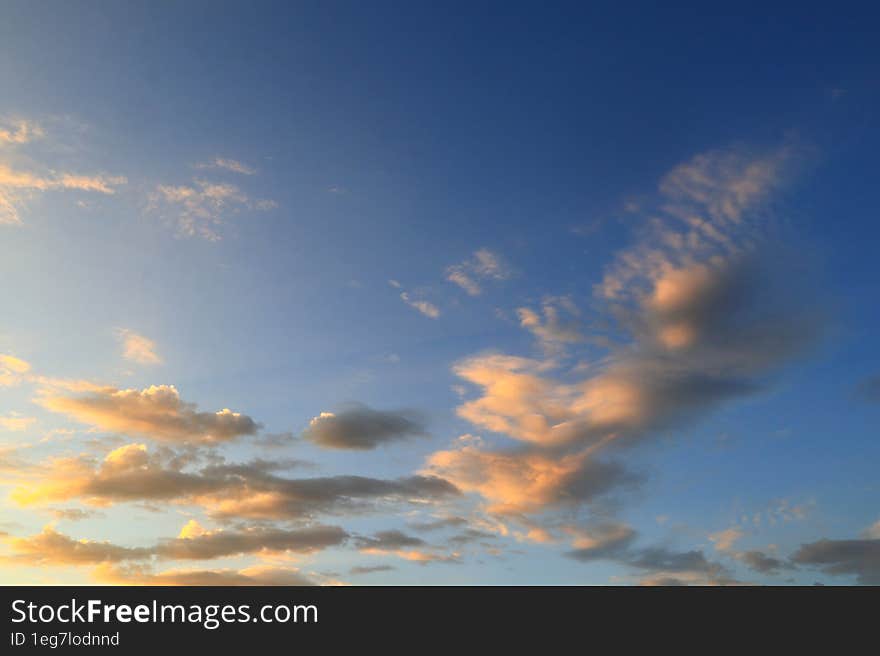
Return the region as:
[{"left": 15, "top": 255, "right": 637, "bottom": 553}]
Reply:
[
  {"left": 194, "top": 157, "right": 256, "bottom": 175},
  {"left": 115, "top": 329, "right": 162, "bottom": 365},
  {"left": 147, "top": 178, "right": 275, "bottom": 240},
  {"left": 0, "top": 164, "right": 126, "bottom": 225},
  {"left": 446, "top": 248, "right": 510, "bottom": 296},
  {"left": 400, "top": 291, "right": 440, "bottom": 319},
  {"left": 0, "top": 413, "right": 36, "bottom": 432},
  {"left": 0, "top": 118, "right": 44, "bottom": 145},
  {"left": 0, "top": 353, "right": 31, "bottom": 387},
  {"left": 0, "top": 118, "right": 126, "bottom": 225},
  {"left": 516, "top": 296, "right": 584, "bottom": 352}
]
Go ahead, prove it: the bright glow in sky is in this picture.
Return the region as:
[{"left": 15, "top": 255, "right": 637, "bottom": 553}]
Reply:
[{"left": 1, "top": 2, "right": 879, "bottom": 586}]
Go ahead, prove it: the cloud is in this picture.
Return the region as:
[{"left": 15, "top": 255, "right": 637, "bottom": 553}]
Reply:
[
  {"left": 456, "top": 260, "right": 816, "bottom": 451},
  {"left": 154, "top": 522, "right": 348, "bottom": 560},
  {"left": 5, "top": 521, "right": 347, "bottom": 567},
  {"left": 11, "top": 444, "right": 231, "bottom": 506},
  {"left": 516, "top": 296, "right": 584, "bottom": 350},
  {"left": 355, "top": 530, "right": 459, "bottom": 564},
  {"left": 194, "top": 157, "right": 256, "bottom": 175},
  {"left": 449, "top": 147, "right": 819, "bottom": 453},
  {"left": 708, "top": 527, "right": 791, "bottom": 574},
  {"left": 147, "top": 178, "right": 274, "bottom": 240},
  {"left": 4, "top": 525, "right": 151, "bottom": 565},
  {"left": 627, "top": 546, "right": 724, "bottom": 576},
  {"left": 445, "top": 248, "right": 511, "bottom": 296},
  {"left": 423, "top": 444, "right": 636, "bottom": 515},
  {"left": 559, "top": 522, "right": 737, "bottom": 584},
  {"left": 0, "top": 164, "right": 126, "bottom": 225},
  {"left": 37, "top": 384, "right": 260, "bottom": 445},
  {"left": 421, "top": 144, "right": 819, "bottom": 547},
  {"left": 93, "top": 563, "right": 316, "bottom": 586},
  {"left": 349, "top": 564, "right": 396, "bottom": 575},
  {"left": 116, "top": 329, "right": 162, "bottom": 365},
  {"left": 0, "top": 118, "right": 126, "bottom": 224},
  {"left": 0, "top": 413, "right": 36, "bottom": 432},
  {"left": 302, "top": 404, "right": 428, "bottom": 450},
  {"left": 0, "top": 118, "right": 44, "bottom": 145},
  {"left": 709, "top": 528, "right": 743, "bottom": 552},
  {"left": 447, "top": 528, "right": 496, "bottom": 545},
  {"left": 791, "top": 537, "right": 880, "bottom": 584},
  {"left": 409, "top": 516, "right": 469, "bottom": 532},
  {"left": 735, "top": 550, "right": 793, "bottom": 574},
  {"left": 355, "top": 530, "right": 426, "bottom": 551},
  {"left": 12, "top": 444, "right": 459, "bottom": 522},
  {"left": 201, "top": 471, "right": 459, "bottom": 522},
  {"left": 0, "top": 353, "right": 31, "bottom": 387},
  {"left": 48, "top": 508, "right": 103, "bottom": 521},
  {"left": 564, "top": 523, "right": 637, "bottom": 561},
  {"left": 400, "top": 292, "right": 440, "bottom": 319}
]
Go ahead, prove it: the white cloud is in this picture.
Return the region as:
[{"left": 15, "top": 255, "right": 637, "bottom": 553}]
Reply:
[
  {"left": 115, "top": 329, "right": 162, "bottom": 365},
  {"left": 400, "top": 292, "right": 440, "bottom": 319},
  {"left": 446, "top": 248, "right": 511, "bottom": 296}
]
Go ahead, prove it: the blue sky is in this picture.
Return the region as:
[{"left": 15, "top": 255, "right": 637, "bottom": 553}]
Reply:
[{"left": 0, "top": 1, "right": 878, "bottom": 585}]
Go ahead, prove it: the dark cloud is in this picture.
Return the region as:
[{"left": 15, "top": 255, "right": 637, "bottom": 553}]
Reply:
[
  {"left": 737, "top": 550, "right": 793, "bottom": 575},
  {"left": 155, "top": 525, "right": 348, "bottom": 560},
  {"left": 353, "top": 530, "right": 461, "bottom": 565},
  {"left": 204, "top": 474, "right": 460, "bottom": 521},
  {"left": 563, "top": 524, "right": 735, "bottom": 585},
  {"left": 5, "top": 527, "right": 151, "bottom": 565},
  {"left": 565, "top": 523, "right": 637, "bottom": 561},
  {"left": 6, "top": 524, "right": 348, "bottom": 565},
  {"left": 303, "top": 404, "right": 428, "bottom": 450},
  {"left": 14, "top": 445, "right": 459, "bottom": 521},
  {"left": 95, "top": 563, "right": 316, "bottom": 586},
  {"left": 349, "top": 564, "right": 396, "bottom": 576},
  {"left": 627, "top": 547, "right": 721, "bottom": 574},
  {"left": 354, "top": 530, "right": 425, "bottom": 551},
  {"left": 448, "top": 529, "right": 496, "bottom": 546},
  {"left": 791, "top": 538, "right": 880, "bottom": 584},
  {"left": 409, "top": 517, "right": 469, "bottom": 532}
]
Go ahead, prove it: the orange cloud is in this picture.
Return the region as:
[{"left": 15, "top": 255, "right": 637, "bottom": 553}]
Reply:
[
  {"left": 423, "top": 444, "right": 631, "bottom": 515},
  {"left": 0, "top": 353, "right": 31, "bottom": 386},
  {"left": 92, "top": 563, "right": 316, "bottom": 586},
  {"left": 37, "top": 384, "right": 259, "bottom": 444}
]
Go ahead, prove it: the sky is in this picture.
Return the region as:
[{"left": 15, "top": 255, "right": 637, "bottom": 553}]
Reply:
[{"left": 1, "top": 1, "right": 879, "bottom": 586}]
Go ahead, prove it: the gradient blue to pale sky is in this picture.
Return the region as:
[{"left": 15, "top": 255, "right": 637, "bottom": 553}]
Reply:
[{"left": 1, "top": 1, "right": 879, "bottom": 585}]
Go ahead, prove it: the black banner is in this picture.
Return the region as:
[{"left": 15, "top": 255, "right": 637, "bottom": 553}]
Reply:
[{"left": 0, "top": 585, "right": 872, "bottom": 651}]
